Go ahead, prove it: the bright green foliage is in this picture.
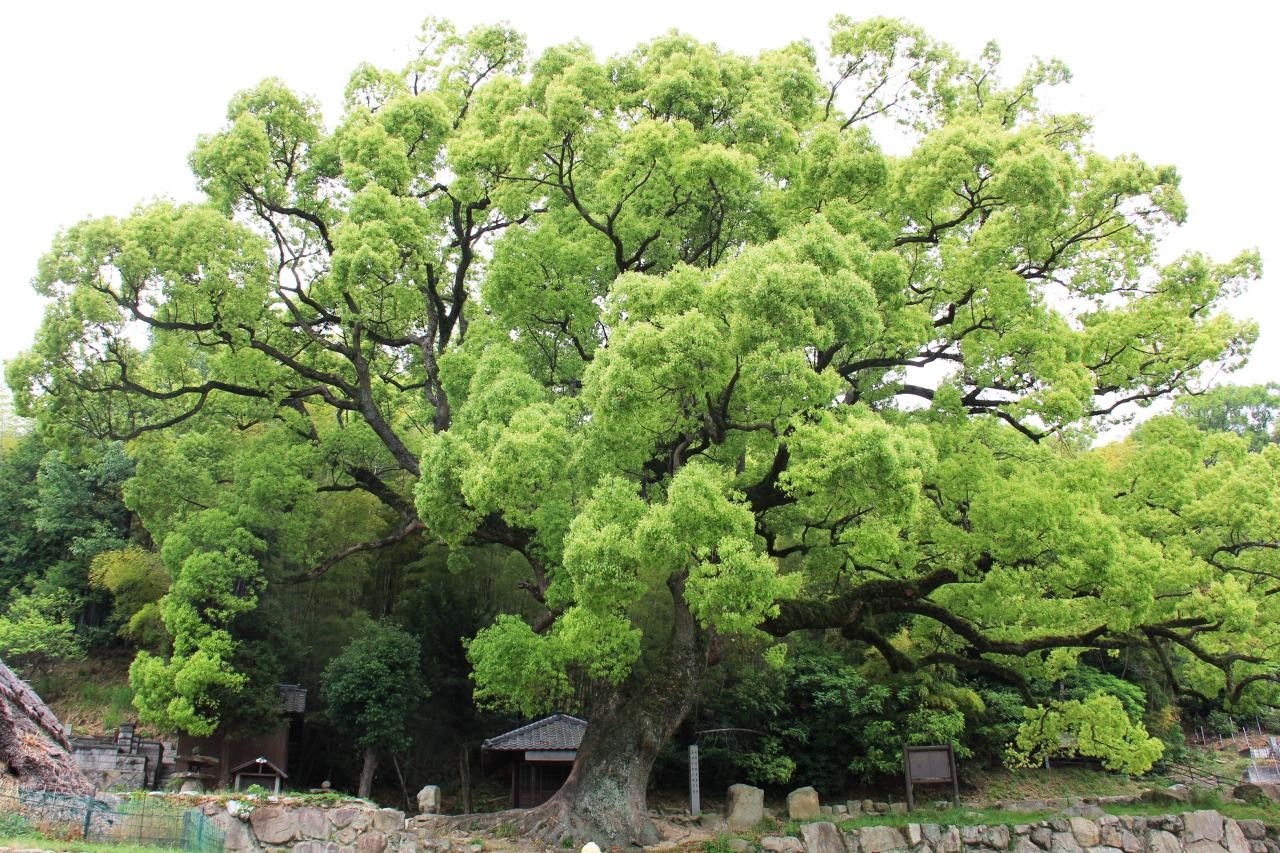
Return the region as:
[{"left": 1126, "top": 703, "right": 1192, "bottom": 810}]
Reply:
[
  {"left": 1011, "top": 694, "right": 1164, "bottom": 774},
  {"left": 321, "top": 621, "right": 428, "bottom": 753},
  {"left": 90, "top": 546, "right": 170, "bottom": 649},
  {"left": 0, "top": 588, "right": 84, "bottom": 676},
  {"left": 1175, "top": 383, "right": 1280, "bottom": 451},
  {"left": 8, "top": 14, "right": 1271, "bottom": 787}
]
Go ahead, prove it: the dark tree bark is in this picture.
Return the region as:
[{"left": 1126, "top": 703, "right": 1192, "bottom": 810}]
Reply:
[
  {"left": 358, "top": 747, "right": 378, "bottom": 799},
  {"left": 516, "top": 573, "right": 706, "bottom": 848}
]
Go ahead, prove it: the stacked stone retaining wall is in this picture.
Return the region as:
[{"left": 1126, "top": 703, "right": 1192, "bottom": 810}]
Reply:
[
  {"left": 5, "top": 796, "right": 1274, "bottom": 853},
  {"left": 764, "top": 809, "right": 1275, "bottom": 853}
]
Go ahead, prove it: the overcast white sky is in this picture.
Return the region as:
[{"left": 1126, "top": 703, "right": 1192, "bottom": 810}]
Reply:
[{"left": 1, "top": 1, "right": 1275, "bottom": 392}]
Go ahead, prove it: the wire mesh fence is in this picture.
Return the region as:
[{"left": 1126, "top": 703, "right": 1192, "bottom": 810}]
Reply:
[{"left": 0, "top": 785, "right": 224, "bottom": 852}]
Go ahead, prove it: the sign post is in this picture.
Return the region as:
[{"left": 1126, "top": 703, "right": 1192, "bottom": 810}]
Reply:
[
  {"left": 904, "top": 744, "right": 959, "bottom": 811},
  {"left": 688, "top": 744, "right": 701, "bottom": 816}
]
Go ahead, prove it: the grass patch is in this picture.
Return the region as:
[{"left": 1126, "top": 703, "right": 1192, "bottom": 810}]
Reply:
[
  {"left": 966, "top": 766, "right": 1155, "bottom": 802},
  {"left": 827, "top": 805, "right": 1057, "bottom": 832},
  {"left": 0, "top": 835, "right": 181, "bottom": 853}
]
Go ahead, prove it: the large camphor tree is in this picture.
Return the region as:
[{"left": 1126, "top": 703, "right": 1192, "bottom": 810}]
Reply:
[{"left": 10, "top": 16, "right": 1276, "bottom": 845}]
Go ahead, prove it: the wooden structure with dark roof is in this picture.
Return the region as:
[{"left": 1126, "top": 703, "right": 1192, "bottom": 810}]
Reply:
[{"left": 481, "top": 713, "right": 586, "bottom": 808}]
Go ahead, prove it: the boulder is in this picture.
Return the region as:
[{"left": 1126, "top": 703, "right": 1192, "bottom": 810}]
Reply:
[
  {"left": 787, "top": 786, "right": 821, "bottom": 820},
  {"left": 416, "top": 785, "right": 442, "bottom": 814},
  {"left": 1235, "top": 783, "right": 1280, "bottom": 803},
  {"left": 1239, "top": 820, "right": 1268, "bottom": 840},
  {"left": 1225, "top": 819, "right": 1251, "bottom": 853},
  {"left": 297, "top": 807, "right": 328, "bottom": 839},
  {"left": 1068, "top": 816, "right": 1100, "bottom": 846},
  {"left": 250, "top": 804, "right": 298, "bottom": 844},
  {"left": 329, "top": 806, "right": 361, "bottom": 828},
  {"left": 1062, "top": 803, "right": 1106, "bottom": 819},
  {"left": 1183, "top": 810, "right": 1225, "bottom": 844},
  {"left": 372, "top": 809, "right": 405, "bottom": 833},
  {"left": 760, "top": 837, "right": 805, "bottom": 853},
  {"left": 1140, "top": 785, "right": 1191, "bottom": 806},
  {"left": 860, "top": 825, "right": 907, "bottom": 853},
  {"left": 800, "top": 821, "right": 845, "bottom": 853},
  {"left": 1146, "top": 830, "right": 1182, "bottom": 853},
  {"left": 700, "top": 813, "right": 727, "bottom": 831},
  {"left": 355, "top": 830, "right": 387, "bottom": 853},
  {"left": 1048, "top": 832, "right": 1081, "bottom": 853},
  {"left": 726, "top": 783, "right": 764, "bottom": 831}
]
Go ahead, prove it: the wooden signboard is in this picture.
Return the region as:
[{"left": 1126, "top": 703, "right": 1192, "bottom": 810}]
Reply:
[{"left": 903, "top": 744, "right": 959, "bottom": 810}]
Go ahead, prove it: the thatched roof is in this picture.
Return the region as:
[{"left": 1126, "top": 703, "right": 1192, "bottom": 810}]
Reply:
[{"left": 0, "top": 658, "right": 93, "bottom": 794}]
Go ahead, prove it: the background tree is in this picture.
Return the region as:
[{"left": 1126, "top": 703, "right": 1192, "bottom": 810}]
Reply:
[
  {"left": 1175, "top": 383, "right": 1280, "bottom": 451},
  {"left": 321, "top": 620, "right": 428, "bottom": 798},
  {"left": 7, "top": 15, "right": 1271, "bottom": 845}
]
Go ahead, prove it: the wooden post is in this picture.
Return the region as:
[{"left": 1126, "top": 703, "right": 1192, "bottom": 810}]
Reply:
[{"left": 904, "top": 750, "right": 914, "bottom": 811}]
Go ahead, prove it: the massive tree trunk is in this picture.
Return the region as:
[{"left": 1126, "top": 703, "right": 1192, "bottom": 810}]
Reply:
[{"left": 518, "top": 574, "right": 707, "bottom": 849}]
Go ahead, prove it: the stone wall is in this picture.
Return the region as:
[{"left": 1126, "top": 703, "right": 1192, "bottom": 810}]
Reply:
[
  {"left": 761, "top": 809, "right": 1275, "bottom": 853},
  {"left": 81, "top": 797, "right": 1278, "bottom": 853}
]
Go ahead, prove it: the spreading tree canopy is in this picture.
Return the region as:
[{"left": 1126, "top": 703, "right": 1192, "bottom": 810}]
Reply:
[{"left": 9, "top": 16, "right": 1273, "bottom": 844}]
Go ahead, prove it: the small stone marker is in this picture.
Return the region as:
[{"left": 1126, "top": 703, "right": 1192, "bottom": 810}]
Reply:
[
  {"left": 415, "top": 784, "right": 441, "bottom": 814},
  {"left": 726, "top": 783, "right": 764, "bottom": 831},
  {"left": 786, "top": 785, "right": 821, "bottom": 820}
]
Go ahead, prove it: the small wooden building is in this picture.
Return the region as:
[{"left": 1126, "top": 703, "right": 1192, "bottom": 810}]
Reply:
[
  {"left": 481, "top": 713, "right": 586, "bottom": 808},
  {"left": 175, "top": 683, "right": 306, "bottom": 790}
]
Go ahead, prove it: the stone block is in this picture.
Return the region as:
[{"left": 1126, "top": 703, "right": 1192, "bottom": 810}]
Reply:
[
  {"left": 726, "top": 783, "right": 764, "bottom": 831},
  {"left": 1225, "top": 820, "right": 1251, "bottom": 853},
  {"left": 801, "top": 821, "right": 845, "bottom": 853},
  {"left": 1069, "top": 817, "right": 1100, "bottom": 847},
  {"left": 297, "top": 807, "right": 328, "bottom": 839},
  {"left": 1048, "top": 831, "right": 1081, "bottom": 852},
  {"left": 787, "top": 786, "right": 821, "bottom": 820},
  {"left": 1183, "top": 810, "right": 1224, "bottom": 844},
  {"left": 1032, "top": 827, "right": 1054, "bottom": 848},
  {"left": 250, "top": 804, "right": 298, "bottom": 845},
  {"left": 1239, "top": 820, "right": 1267, "bottom": 840},
  {"left": 846, "top": 801, "right": 862, "bottom": 817},
  {"left": 356, "top": 830, "right": 387, "bottom": 853},
  {"left": 1014, "top": 839, "right": 1041, "bottom": 853},
  {"left": 1120, "top": 830, "right": 1142, "bottom": 852},
  {"left": 330, "top": 807, "right": 361, "bottom": 828},
  {"left": 987, "top": 825, "right": 1010, "bottom": 849},
  {"left": 373, "top": 809, "right": 406, "bottom": 833},
  {"left": 760, "top": 837, "right": 804, "bottom": 853},
  {"left": 834, "top": 804, "right": 848, "bottom": 816},
  {"left": 415, "top": 785, "right": 441, "bottom": 815},
  {"left": 1145, "top": 830, "right": 1181, "bottom": 853},
  {"left": 860, "top": 825, "right": 907, "bottom": 853},
  {"left": 889, "top": 802, "right": 908, "bottom": 815}
]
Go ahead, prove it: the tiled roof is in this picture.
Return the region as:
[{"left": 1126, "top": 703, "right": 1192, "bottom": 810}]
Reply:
[{"left": 481, "top": 713, "right": 587, "bottom": 752}]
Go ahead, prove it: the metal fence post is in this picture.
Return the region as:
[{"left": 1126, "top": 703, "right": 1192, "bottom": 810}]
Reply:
[{"left": 82, "top": 796, "right": 94, "bottom": 842}]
